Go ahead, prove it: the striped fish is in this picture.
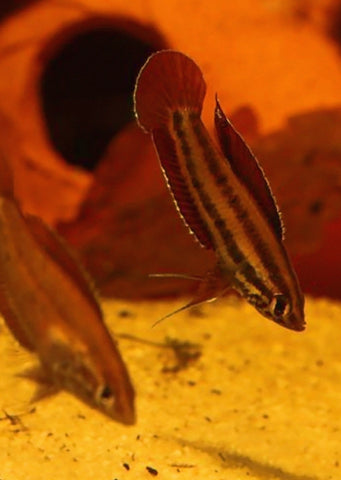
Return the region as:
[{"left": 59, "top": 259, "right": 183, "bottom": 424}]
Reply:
[{"left": 134, "top": 50, "right": 305, "bottom": 331}]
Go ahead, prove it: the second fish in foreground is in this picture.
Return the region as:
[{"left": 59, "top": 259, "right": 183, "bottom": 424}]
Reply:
[{"left": 0, "top": 155, "right": 135, "bottom": 424}]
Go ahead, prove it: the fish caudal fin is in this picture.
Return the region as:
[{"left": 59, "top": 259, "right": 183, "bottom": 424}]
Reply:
[{"left": 134, "top": 50, "right": 206, "bottom": 132}]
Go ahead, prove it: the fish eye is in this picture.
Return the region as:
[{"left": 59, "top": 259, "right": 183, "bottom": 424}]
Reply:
[
  {"left": 97, "top": 385, "right": 114, "bottom": 402},
  {"left": 100, "top": 385, "right": 112, "bottom": 399},
  {"left": 270, "top": 294, "right": 290, "bottom": 318}
]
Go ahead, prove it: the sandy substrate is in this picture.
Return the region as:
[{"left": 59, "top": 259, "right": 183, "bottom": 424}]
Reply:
[{"left": 0, "top": 296, "right": 340, "bottom": 480}]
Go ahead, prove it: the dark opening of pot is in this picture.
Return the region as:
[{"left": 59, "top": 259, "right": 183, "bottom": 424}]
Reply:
[{"left": 40, "top": 23, "right": 164, "bottom": 171}]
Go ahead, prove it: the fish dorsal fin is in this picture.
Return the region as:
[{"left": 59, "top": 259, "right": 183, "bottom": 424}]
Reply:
[
  {"left": 214, "top": 98, "right": 284, "bottom": 240},
  {"left": 25, "top": 215, "right": 103, "bottom": 319},
  {"left": 153, "top": 128, "right": 214, "bottom": 249}
]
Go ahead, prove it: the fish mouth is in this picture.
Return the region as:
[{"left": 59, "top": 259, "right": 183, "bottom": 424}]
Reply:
[
  {"left": 256, "top": 306, "right": 306, "bottom": 332},
  {"left": 276, "top": 313, "right": 306, "bottom": 332},
  {"left": 111, "top": 401, "right": 136, "bottom": 425}
]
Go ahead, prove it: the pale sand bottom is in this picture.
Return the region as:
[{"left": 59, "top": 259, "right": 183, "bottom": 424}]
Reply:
[{"left": 0, "top": 296, "right": 339, "bottom": 480}]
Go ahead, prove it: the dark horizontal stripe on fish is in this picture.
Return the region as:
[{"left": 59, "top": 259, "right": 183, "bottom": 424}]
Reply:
[
  {"left": 172, "top": 110, "right": 272, "bottom": 298},
  {"left": 190, "top": 114, "right": 288, "bottom": 294},
  {"left": 172, "top": 110, "right": 242, "bottom": 264},
  {"left": 233, "top": 276, "right": 270, "bottom": 309},
  {"left": 234, "top": 262, "right": 273, "bottom": 301}
]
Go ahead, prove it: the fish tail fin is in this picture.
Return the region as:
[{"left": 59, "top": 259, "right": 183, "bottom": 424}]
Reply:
[
  {"left": 0, "top": 154, "right": 14, "bottom": 198},
  {"left": 134, "top": 50, "right": 206, "bottom": 132}
]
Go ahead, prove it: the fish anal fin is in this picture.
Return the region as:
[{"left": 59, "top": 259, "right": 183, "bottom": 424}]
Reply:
[
  {"left": 153, "top": 128, "right": 213, "bottom": 249},
  {"left": 25, "top": 215, "right": 103, "bottom": 319},
  {"left": 214, "top": 98, "right": 284, "bottom": 240}
]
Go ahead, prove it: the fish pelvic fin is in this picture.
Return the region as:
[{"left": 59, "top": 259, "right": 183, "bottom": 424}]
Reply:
[
  {"left": 152, "top": 267, "right": 231, "bottom": 327},
  {"left": 17, "top": 365, "right": 61, "bottom": 402}
]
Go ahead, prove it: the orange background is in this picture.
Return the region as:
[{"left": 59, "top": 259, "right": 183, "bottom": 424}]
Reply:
[{"left": 0, "top": 0, "right": 340, "bottom": 298}]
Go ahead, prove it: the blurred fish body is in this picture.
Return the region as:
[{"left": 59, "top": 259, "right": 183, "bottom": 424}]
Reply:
[{"left": 0, "top": 156, "right": 135, "bottom": 424}]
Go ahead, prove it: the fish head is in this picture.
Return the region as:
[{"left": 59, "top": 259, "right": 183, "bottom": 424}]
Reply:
[
  {"left": 45, "top": 340, "right": 135, "bottom": 424},
  {"left": 72, "top": 360, "right": 135, "bottom": 425},
  {"left": 253, "top": 291, "right": 305, "bottom": 331},
  {"left": 92, "top": 373, "right": 136, "bottom": 425},
  {"left": 67, "top": 361, "right": 135, "bottom": 424}
]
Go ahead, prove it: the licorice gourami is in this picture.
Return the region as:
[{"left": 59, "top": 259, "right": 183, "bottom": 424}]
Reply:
[{"left": 134, "top": 50, "right": 305, "bottom": 331}]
